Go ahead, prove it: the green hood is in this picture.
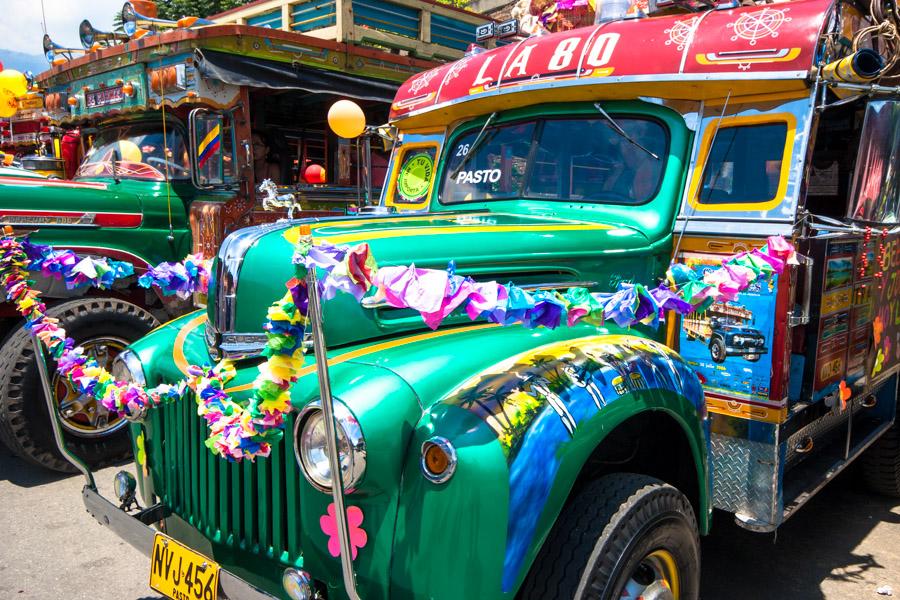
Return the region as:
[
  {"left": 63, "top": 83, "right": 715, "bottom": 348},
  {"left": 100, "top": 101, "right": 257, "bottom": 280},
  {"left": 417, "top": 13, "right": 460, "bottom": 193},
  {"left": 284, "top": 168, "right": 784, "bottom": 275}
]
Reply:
[{"left": 215, "top": 210, "right": 670, "bottom": 349}]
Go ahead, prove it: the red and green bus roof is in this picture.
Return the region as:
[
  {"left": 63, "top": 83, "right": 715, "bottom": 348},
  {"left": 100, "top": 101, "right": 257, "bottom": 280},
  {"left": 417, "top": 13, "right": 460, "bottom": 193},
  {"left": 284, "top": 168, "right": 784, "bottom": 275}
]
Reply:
[{"left": 390, "top": 0, "right": 833, "bottom": 121}]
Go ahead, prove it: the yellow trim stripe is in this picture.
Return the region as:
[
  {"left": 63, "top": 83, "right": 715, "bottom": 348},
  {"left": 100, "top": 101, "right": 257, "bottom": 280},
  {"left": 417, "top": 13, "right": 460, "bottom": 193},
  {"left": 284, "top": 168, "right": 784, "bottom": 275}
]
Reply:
[
  {"left": 173, "top": 313, "right": 207, "bottom": 376},
  {"left": 171, "top": 314, "right": 499, "bottom": 394},
  {"left": 322, "top": 223, "right": 611, "bottom": 245},
  {"left": 283, "top": 212, "right": 610, "bottom": 244},
  {"left": 223, "top": 323, "right": 500, "bottom": 393}
]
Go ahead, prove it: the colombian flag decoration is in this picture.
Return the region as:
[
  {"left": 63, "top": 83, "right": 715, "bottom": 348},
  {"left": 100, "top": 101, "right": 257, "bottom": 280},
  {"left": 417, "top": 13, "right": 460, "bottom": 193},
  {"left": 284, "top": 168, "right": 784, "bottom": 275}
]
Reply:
[{"left": 197, "top": 124, "right": 221, "bottom": 169}]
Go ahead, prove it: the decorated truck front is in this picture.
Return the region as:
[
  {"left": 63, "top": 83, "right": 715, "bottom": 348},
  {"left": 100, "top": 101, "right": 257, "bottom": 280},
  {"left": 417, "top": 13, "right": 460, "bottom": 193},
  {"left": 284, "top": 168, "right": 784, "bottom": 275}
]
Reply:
[
  {"left": 28, "top": 0, "right": 900, "bottom": 599},
  {"left": 0, "top": 1, "right": 487, "bottom": 472}
]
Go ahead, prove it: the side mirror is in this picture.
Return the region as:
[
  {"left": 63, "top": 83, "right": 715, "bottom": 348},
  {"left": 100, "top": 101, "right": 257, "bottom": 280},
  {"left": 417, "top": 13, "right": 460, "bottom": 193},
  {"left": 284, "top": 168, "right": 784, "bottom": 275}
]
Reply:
[{"left": 188, "top": 107, "right": 236, "bottom": 189}]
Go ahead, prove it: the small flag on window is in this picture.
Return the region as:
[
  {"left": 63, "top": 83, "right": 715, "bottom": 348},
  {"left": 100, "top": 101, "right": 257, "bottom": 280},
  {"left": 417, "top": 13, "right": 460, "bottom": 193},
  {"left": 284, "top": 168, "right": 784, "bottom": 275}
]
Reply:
[{"left": 197, "top": 124, "right": 221, "bottom": 169}]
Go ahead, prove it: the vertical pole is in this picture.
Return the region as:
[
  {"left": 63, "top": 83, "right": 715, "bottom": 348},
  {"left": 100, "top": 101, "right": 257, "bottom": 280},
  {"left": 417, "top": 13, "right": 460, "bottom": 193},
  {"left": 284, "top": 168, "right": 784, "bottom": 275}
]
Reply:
[
  {"left": 305, "top": 267, "right": 361, "bottom": 600},
  {"left": 363, "top": 135, "right": 372, "bottom": 206},
  {"left": 31, "top": 334, "right": 95, "bottom": 489}
]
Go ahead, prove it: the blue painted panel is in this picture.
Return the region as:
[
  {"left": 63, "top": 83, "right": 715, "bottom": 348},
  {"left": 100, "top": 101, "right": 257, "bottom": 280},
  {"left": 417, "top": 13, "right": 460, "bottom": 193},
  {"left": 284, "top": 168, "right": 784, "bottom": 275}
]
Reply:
[
  {"left": 354, "top": 0, "right": 420, "bottom": 40},
  {"left": 430, "top": 13, "right": 477, "bottom": 51},
  {"left": 290, "top": 0, "right": 337, "bottom": 32},
  {"left": 247, "top": 9, "right": 282, "bottom": 29}
]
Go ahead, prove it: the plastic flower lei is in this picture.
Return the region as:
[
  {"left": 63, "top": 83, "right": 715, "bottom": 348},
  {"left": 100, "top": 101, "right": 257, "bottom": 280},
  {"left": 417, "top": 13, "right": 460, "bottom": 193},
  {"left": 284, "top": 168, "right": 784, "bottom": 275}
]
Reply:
[{"left": 0, "top": 230, "right": 798, "bottom": 462}]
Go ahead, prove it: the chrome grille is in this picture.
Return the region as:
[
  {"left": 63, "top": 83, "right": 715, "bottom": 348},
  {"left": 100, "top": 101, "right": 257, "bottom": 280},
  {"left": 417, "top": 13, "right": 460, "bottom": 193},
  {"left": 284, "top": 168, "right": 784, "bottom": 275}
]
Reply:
[{"left": 152, "top": 398, "right": 303, "bottom": 560}]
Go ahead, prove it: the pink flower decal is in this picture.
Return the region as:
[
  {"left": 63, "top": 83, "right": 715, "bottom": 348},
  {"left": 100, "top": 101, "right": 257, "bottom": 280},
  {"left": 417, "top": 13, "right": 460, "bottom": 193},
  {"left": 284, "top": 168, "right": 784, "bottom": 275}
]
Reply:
[{"left": 319, "top": 503, "right": 367, "bottom": 560}]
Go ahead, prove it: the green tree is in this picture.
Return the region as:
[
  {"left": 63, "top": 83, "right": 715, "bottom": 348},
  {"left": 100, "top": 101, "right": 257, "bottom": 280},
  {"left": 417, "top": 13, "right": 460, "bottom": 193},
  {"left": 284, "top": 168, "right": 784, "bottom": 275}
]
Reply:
[{"left": 155, "top": 0, "right": 250, "bottom": 20}]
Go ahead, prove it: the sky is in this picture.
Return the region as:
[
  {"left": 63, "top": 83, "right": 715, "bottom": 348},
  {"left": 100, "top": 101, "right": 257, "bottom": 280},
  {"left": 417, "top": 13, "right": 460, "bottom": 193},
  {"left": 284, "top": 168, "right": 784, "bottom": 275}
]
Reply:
[{"left": 0, "top": 0, "right": 124, "bottom": 55}]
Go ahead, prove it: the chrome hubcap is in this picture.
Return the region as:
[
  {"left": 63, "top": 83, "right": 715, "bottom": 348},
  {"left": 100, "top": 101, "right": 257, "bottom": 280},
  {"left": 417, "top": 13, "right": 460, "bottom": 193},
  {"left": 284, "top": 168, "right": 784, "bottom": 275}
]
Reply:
[
  {"left": 620, "top": 549, "right": 679, "bottom": 600},
  {"left": 51, "top": 336, "right": 129, "bottom": 438}
]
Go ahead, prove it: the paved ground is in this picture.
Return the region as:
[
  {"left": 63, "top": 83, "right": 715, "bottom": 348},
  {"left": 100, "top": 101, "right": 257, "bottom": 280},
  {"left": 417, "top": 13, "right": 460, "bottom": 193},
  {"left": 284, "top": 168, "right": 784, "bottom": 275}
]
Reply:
[{"left": 1, "top": 443, "right": 899, "bottom": 599}]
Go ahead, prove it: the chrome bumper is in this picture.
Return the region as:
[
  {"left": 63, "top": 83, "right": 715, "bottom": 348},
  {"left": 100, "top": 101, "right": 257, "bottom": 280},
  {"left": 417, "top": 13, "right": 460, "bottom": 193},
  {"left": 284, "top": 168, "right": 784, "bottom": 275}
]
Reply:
[{"left": 81, "top": 486, "right": 277, "bottom": 600}]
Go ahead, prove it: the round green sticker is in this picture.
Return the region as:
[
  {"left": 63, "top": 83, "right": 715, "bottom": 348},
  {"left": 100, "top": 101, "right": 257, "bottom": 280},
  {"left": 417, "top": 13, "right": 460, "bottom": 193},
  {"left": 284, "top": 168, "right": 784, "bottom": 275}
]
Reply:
[{"left": 397, "top": 152, "right": 434, "bottom": 202}]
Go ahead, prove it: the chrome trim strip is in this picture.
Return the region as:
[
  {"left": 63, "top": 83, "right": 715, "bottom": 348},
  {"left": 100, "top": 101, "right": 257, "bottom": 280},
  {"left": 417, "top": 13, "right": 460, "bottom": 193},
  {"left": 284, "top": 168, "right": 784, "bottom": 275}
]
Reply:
[
  {"left": 33, "top": 335, "right": 95, "bottom": 488},
  {"left": 305, "top": 267, "right": 362, "bottom": 600}
]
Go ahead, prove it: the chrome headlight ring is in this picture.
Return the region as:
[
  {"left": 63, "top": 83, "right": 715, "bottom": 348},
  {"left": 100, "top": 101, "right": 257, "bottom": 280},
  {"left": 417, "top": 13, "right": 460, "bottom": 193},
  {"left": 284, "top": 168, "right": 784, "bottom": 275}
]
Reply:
[
  {"left": 110, "top": 349, "right": 148, "bottom": 422},
  {"left": 294, "top": 399, "right": 366, "bottom": 493}
]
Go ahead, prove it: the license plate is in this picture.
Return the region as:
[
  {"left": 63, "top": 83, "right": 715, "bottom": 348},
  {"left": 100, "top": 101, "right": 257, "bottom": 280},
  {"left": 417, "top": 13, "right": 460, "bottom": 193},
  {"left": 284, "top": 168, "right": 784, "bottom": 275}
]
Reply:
[{"left": 150, "top": 533, "right": 220, "bottom": 600}]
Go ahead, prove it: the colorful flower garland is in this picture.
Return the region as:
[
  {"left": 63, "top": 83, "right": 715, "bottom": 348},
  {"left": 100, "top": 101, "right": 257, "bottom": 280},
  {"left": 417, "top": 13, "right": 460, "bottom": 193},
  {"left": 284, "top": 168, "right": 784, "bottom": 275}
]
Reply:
[{"left": 0, "top": 230, "right": 798, "bottom": 461}]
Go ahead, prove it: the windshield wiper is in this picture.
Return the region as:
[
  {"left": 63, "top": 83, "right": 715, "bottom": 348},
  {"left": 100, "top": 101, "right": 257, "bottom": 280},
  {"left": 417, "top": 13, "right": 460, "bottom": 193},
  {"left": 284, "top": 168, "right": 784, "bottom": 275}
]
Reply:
[
  {"left": 449, "top": 111, "right": 499, "bottom": 181},
  {"left": 593, "top": 103, "right": 660, "bottom": 161}
]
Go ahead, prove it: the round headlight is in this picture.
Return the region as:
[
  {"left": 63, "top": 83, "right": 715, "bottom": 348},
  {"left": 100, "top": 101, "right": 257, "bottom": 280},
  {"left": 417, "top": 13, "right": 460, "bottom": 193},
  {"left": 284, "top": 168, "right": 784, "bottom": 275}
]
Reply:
[
  {"left": 294, "top": 400, "right": 366, "bottom": 492},
  {"left": 114, "top": 470, "right": 136, "bottom": 502},
  {"left": 282, "top": 568, "right": 314, "bottom": 600},
  {"left": 111, "top": 349, "right": 146, "bottom": 386}
]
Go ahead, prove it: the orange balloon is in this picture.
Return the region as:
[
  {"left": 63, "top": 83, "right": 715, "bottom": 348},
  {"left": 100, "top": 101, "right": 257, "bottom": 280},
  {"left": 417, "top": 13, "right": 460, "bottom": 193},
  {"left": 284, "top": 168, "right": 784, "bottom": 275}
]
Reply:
[{"left": 327, "top": 100, "right": 366, "bottom": 138}]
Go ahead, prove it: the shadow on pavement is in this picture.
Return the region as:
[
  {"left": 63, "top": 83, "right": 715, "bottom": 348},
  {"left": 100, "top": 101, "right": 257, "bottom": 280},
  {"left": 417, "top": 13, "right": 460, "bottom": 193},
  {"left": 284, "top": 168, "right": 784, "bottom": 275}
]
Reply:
[
  {"left": 0, "top": 444, "right": 72, "bottom": 488},
  {"left": 701, "top": 469, "right": 900, "bottom": 599}
]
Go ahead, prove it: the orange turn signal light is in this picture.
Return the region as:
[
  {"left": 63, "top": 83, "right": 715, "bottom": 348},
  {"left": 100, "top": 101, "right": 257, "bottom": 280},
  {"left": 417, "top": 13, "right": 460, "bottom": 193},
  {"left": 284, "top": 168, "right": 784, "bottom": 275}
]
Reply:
[
  {"left": 424, "top": 444, "right": 450, "bottom": 474},
  {"left": 421, "top": 437, "right": 456, "bottom": 483}
]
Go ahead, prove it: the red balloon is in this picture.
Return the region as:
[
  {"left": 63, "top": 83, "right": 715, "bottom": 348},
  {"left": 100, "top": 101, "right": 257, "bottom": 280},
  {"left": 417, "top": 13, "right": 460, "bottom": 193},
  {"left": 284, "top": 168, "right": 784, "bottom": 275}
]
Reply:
[{"left": 303, "top": 164, "right": 326, "bottom": 184}]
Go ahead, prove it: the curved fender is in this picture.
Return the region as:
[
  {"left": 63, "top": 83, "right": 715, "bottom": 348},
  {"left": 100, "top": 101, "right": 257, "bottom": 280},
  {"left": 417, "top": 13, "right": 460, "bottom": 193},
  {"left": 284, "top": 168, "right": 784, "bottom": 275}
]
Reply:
[{"left": 390, "top": 333, "right": 707, "bottom": 599}]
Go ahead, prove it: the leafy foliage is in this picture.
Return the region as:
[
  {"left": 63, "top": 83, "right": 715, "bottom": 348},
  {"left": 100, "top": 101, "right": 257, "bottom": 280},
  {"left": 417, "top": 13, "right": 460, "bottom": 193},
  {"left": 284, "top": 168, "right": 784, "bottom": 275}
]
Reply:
[{"left": 155, "top": 0, "right": 250, "bottom": 20}]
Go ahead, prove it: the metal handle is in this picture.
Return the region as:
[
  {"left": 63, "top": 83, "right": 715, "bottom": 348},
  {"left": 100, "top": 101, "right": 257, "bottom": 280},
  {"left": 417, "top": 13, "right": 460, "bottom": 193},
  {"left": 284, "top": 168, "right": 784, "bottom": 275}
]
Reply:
[
  {"left": 306, "top": 268, "right": 362, "bottom": 600},
  {"left": 795, "top": 436, "right": 814, "bottom": 454},
  {"left": 789, "top": 253, "right": 814, "bottom": 327},
  {"left": 31, "top": 335, "right": 96, "bottom": 489},
  {"left": 862, "top": 395, "right": 877, "bottom": 409}
]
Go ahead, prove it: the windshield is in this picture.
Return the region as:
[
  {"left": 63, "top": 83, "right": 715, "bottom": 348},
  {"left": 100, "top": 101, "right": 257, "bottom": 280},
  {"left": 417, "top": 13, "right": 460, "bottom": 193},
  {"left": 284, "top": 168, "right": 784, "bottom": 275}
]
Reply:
[
  {"left": 76, "top": 123, "right": 190, "bottom": 181},
  {"left": 440, "top": 116, "right": 668, "bottom": 205}
]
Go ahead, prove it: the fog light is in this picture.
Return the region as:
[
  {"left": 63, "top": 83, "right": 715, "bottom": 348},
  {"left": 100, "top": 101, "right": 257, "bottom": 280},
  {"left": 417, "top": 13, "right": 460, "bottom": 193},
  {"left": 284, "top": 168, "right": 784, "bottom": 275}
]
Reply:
[
  {"left": 421, "top": 436, "right": 457, "bottom": 484},
  {"left": 114, "top": 471, "right": 136, "bottom": 502},
  {"left": 282, "top": 568, "right": 314, "bottom": 600}
]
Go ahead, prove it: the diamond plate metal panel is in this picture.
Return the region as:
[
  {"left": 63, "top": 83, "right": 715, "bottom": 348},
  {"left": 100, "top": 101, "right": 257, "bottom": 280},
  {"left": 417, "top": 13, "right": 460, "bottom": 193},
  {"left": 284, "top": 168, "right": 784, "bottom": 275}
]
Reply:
[{"left": 710, "top": 432, "right": 780, "bottom": 527}]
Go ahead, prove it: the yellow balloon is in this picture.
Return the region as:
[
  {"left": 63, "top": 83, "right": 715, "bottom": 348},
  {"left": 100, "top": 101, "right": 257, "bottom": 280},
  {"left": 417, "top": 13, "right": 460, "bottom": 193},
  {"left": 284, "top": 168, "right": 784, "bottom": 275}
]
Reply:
[
  {"left": 117, "top": 139, "right": 143, "bottom": 163},
  {"left": 327, "top": 99, "right": 366, "bottom": 138},
  {"left": 0, "top": 70, "right": 27, "bottom": 97},
  {"left": 0, "top": 87, "right": 16, "bottom": 117}
]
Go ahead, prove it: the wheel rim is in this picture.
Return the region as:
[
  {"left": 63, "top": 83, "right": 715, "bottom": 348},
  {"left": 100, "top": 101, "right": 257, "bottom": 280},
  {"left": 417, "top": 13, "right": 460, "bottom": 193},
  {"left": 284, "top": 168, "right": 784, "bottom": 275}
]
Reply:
[
  {"left": 620, "top": 549, "right": 680, "bottom": 600},
  {"left": 711, "top": 344, "right": 721, "bottom": 360},
  {"left": 51, "top": 336, "right": 129, "bottom": 438}
]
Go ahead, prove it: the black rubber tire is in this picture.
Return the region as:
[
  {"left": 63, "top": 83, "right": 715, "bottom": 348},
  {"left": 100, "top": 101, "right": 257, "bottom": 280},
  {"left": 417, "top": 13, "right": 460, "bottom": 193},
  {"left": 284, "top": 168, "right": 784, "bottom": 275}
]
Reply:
[
  {"left": 861, "top": 420, "right": 900, "bottom": 498},
  {"left": 709, "top": 338, "right": 726, "bottom": 364},
  {"left": 519, "top": 473, "right": 700, "bottom": 600},
  {"left": 0, "top": 297, "right": 158, "bottom": 472}
]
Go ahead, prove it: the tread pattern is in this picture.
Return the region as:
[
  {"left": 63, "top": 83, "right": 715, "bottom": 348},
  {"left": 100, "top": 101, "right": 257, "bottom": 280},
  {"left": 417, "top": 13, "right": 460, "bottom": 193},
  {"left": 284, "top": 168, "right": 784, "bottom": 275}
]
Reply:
[
  {"left": 862, "top": 422, "right": 900, "bottom": 497},
  {"left": 0, "top": 297, "right": 157, "bottom": 472},
  {"left": 520, "top": 473, "right": 700, "bottom": 600}
]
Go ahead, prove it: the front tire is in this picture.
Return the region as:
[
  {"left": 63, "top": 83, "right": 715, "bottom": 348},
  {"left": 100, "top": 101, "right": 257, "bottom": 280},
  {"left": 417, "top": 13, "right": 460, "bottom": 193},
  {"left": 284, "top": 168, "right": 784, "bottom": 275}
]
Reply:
[
  {"left": 0, "top": 298, "right": 158, "bottom": 472},
  {"left": 519, "top": 473, "right": 700, "bottom": 600}
]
